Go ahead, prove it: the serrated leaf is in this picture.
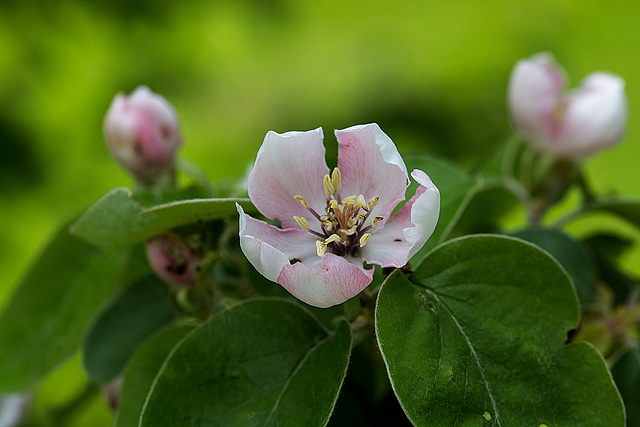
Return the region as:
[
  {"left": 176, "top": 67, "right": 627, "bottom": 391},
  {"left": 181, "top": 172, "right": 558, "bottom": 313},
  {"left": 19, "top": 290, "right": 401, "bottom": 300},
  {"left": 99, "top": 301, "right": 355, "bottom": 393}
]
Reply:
[
  {"left": 404, "top": 152, "right": 478, "bottom": 267},
  {"left": 70, "top": 187, "right": 255, "bottom": 246},
  {"left": 139, "top": 299, "right": 352, "bottom": 426},
  {"left": 114, "top": 324, "right": 195, "bottom": 427},
  {"left": 82, "top": 275, "right": 177, "bottom": 384},
  {"left": 0, "top": 222, "right": 131, "bottom": 392},
  {"left": 513, "top": 227, "right": 597, "bottom": 307},
  {"left": 376, "top": 235, "right": 624, "bottom": 426},
  {"left": 611, "top": 349, "right": 640, "bottom": 427}
]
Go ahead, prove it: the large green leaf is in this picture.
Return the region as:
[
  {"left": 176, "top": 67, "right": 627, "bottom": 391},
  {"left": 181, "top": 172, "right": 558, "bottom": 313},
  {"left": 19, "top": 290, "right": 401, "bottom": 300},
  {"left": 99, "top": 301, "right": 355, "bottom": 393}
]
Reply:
[
  {"left": 513, "top": 227, "right": 597, "bottom": 307},
  {"left": 0, "top": 223, "right": 132, "bottom": 392},
  {"left": 139, "top": 299, "right": 352, "bottom": 426},
  {"left": 404, "top": 152, "right": 478, "bottom": 267},
  {"left": 114, "top": 323, "right": 195, "bottom": 427},
  {"left": 70, "top": 187, "right": 255, "bottom": 246},
  {"left": 81, "top": 275, "right": 177, "bottom": 385},
  {"left": 611, "top": 349, "right": 640, "bottom": 427},
  {"left": 376, "top": 235, "right": 624, "bottom": 426}
]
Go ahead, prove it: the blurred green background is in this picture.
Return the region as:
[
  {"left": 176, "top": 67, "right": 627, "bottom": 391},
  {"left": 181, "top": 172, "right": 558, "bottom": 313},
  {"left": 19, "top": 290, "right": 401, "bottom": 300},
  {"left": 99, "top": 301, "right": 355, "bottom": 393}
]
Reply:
[{"left": 1, "top": 0, "right": 638, "bottom": 424}]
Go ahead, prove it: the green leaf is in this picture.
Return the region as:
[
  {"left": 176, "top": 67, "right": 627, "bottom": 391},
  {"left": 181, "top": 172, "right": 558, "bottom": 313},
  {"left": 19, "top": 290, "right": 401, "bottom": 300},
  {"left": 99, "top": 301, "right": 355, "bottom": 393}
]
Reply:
[
  {"left": 139, "top": 299, "right": 352, "bottom": 426},
  {"left": 82, "top": 275, "right": 177, "bottom": 385},
  {"left": 611, "top": 349, "right": 640, "bottom": 427},
  {"left": 115, "top": 323, "right": 195, "bottom": 427},
  {"left": 70, "top": 187, "right": 255, "bottom": 247},
  {"left": 376, "top": 235, "right": 625, "bottom": 426},
  {"left": 513, "top": 227, "right": 597, "bottom": 307},
  {"left": 0, "top": 222, "right": 132, "bottom": 392},
  {"left": 591, "top": 197, "right": 640, "bottom": 230},
  {"left": 404, "top": 152, "right": 478, "bottom": 267}
]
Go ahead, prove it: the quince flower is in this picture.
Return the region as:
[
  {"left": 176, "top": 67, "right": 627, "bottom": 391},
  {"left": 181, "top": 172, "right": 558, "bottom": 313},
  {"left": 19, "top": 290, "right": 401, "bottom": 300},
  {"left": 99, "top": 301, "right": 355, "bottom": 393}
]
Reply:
[
  {"left": 104, "top": 86, "right": 182, "bottom": 184},
  {"left": 508, "top": 52, "right": 627, "bottom": 159},
  {"left": 237, "top": 124, "right": 440, "bottom": 308}
]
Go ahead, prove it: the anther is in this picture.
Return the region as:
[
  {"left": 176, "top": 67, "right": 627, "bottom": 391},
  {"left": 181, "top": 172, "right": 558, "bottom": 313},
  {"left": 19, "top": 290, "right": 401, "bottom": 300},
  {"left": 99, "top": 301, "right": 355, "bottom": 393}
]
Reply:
[
  {"left": 325, "top": 234, "right": 341, "bottom": 245},
  {"left": 342, "top": 226, "right": 357, "bottom": 236},
  {"left": 355, "top": 213, "right": 367, "bottom": 221},
  {"left": 342, "top": 195, "right": 356, "bottom": 206},
  {"left": 331, "top": 167, "right": 342, "bottom": 191},
  {"left": 323, "top": 174, "right": 334, "bottom": 196},
  {"left": 356, "top": 195, "right": 367, "bottom": 209},
  {"left": 330, "top": 199, "right": 340, "bottom": 210},
  {"left": 359, "top": 233, "right": 372, "bottom": 247},
  {"left": 368, "top": 196, "right": 379, "bottom": 209},
  {"left": 316, "top": 240, "right": 327, "bottom": 257},
  {"left": 372, "top": 216, "right": 384, "bottom": 227},
  {"left": 293, "top": 216, "right": 310, "bottom": 231},
  {"left": 294, "top": 195, "right": 308, "bottom": 208}
]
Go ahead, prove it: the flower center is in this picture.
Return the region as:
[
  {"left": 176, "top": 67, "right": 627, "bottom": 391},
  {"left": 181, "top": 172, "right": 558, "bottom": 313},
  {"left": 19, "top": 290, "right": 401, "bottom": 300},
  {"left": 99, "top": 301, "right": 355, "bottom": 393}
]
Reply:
[{"left": 293, "top": 167, "right": 383, "bottom": 258}]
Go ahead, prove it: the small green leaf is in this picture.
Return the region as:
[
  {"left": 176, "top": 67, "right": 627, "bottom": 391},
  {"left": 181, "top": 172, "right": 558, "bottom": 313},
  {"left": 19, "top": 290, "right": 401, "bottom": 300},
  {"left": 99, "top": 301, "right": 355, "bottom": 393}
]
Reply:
[
  {"left": 82, "top": 275, "right": 177, "bottom": 385},
  {"left": 611, "top": 349, "right": 640, "bottom": 427},
  {"left": 513, "top": 227, "right": 597, "bottom": 307},
  {"left": 115, "top": 323, "right": 195, "bottom": 427},
  {"left": 70, "top": 187, "right": 255, "bottom": 246},
  {"left": 0, "top": 222, "right": 132, "bottom": 392},
  {"left": 139, "top": 299, "right": 352, "bottom": 426},
  {"left": 376, "top": 235, "right": 625, "bottom": 426},
  {"left": 404, "top": 152, "right": 478, "bottom": 267}
]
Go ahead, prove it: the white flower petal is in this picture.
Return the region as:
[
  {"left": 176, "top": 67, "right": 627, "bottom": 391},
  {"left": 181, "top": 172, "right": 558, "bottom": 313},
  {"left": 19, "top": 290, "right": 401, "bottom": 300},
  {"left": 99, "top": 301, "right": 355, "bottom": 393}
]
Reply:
[{"left": 247, "top": 128, "right": 330, "bottom": 229}]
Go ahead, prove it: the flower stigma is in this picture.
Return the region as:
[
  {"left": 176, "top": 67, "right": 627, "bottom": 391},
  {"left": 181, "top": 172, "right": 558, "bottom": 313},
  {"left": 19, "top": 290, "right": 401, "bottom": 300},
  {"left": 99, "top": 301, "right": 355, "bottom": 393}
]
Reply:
[{"left": 294, "top": 167, "right": 382, "bottom": 258}]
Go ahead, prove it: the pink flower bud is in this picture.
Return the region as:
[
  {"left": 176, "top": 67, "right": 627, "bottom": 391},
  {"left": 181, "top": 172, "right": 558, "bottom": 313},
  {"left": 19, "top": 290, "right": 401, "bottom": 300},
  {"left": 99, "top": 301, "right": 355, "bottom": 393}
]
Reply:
[
  {"left": 104, "top": 86, "right": 182, "bottom": 184},
  {"left": 146, "top": 234, "right": 202, "bottom": 288},
  {"left": 508, "top": 53, "right": 627, "bottom": 159}
]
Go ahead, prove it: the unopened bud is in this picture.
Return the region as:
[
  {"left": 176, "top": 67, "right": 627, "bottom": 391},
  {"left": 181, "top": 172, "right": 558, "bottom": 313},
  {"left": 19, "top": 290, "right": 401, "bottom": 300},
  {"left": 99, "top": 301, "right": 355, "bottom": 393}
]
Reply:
[
  {"left": 146, "top": 234, "right": 202, "bottom": 288},
  {"left": 508, "top": 53, "right": 627, "bottom": 159},
  {"left": 104, "top": 86, "right": 182, "bottom": 184}
]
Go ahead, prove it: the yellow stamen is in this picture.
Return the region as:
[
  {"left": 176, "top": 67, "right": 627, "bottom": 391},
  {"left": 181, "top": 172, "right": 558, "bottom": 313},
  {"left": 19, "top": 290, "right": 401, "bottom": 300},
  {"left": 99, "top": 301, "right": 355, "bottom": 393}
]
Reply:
[
  {"left": 293, "top": 216, "right": 309, "bottom": 231},
  {"left": 342, "top": 225, "right": 358, "bottom": 236},
  {"left": 331, "top": 167, "right": 342, "bottom": 191},
  {"left": 356, "top": 194, "right": 367, "bottom": 209},
  {"left": 355, "top": 213, "right": 367, "bottom": 221},
  {"left": 342, "top": 195, "right": 356, "bottom": 206},
  {"left": 323, "top": 174, "right": 334, "bottom": 196},
  {"left": 359, "top": 233, "right": 372, "bottom": 247},
  {"left": 372, "top": 216, "right": 384, "bottom": 228},
  {"left": 294, "top": 195, "right": 308, "bottom": 208},
  {"left": 325, "top": 234, "right": 341, "bottom": 245},
  {"left": 316, "top": 240, "right": 327, "bottom": 257},
  {"left": 368, "top": 196, "right": 379, "bottom": 209},
  {"left": 322, "top": 220, "right": 334, "bottom": 231},
  {"left": 330, "top": 199, "right": 340, "bottom": 211}
]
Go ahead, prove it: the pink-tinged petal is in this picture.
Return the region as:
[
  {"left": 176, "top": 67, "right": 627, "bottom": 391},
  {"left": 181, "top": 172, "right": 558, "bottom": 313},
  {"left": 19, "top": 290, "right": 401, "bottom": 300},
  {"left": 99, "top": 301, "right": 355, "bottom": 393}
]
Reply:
[
  {"left": 336, "top": 123, "right": 409, "bottom": 226},
  {"left": 508, "top": 52, "right": 566, "bottom": 149},
  {"left": 557, "top": 72, "right": 627, "bottom": 159},
  {"left": 248, "top": 128, "right": 330, "bottom": 229},
  {"left": 277, "top": 254, "right": 374, "bottom": 308},
  {"left": 237, "top": 204, "right": 319, "bottom": 282},
  {"left": 362, "top": 169, "right": 440, "bottom": 268}
]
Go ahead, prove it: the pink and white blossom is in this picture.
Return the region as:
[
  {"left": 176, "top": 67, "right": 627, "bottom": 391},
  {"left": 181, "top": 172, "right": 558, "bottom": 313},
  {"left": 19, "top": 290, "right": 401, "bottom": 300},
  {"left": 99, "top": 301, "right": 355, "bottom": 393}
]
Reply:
[
  {"left": 237, "top": 124, "right": 440, "bottom": 308},
  {"left": 104, "top": 86, "right": 182, "bottom": 184},
  {"left": 508, "top": 52, "right": 627, "bottom": 159}
]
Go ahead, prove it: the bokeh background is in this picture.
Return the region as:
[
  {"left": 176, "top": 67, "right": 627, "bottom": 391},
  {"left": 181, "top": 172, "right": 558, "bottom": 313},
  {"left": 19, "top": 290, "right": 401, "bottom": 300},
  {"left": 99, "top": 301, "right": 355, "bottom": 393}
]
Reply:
[{"left": 1, "top": 0, "right": 638, "bottom": 424}]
